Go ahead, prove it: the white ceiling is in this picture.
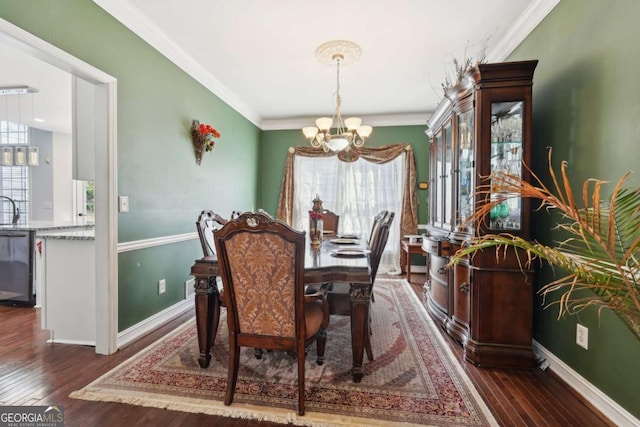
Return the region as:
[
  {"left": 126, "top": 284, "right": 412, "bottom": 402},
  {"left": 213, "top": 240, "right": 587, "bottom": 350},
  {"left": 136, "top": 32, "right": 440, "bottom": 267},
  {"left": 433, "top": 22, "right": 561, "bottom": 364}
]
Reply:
[
  {"left": 99, "top": 0, "right": 558, "bottom": 129},
  {"left": 0, "top": 42, "right": 72, "bottom": 134},
  {"left": 0, "top": 0, "right": 558, "bottom": 134}
]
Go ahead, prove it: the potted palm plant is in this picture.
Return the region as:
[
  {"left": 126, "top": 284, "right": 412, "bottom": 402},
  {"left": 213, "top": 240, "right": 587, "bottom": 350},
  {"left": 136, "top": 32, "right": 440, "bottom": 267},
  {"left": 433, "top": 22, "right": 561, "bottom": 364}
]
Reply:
[{"left": 449, "top": 149, "right": 640, "bottom": 339}]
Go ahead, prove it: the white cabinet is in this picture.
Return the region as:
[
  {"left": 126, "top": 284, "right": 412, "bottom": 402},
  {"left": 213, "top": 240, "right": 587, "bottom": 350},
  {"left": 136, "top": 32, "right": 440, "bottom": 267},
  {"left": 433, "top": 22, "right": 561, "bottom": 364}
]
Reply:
[
  {"left": 34, "top": 237, "right": 45, "bottom": 307},
  {"left": 40, "top": 235, "right": 96, "bottom": 345},
  {"left": 72, "top": 76, "right": 96, "bottom": 181}
]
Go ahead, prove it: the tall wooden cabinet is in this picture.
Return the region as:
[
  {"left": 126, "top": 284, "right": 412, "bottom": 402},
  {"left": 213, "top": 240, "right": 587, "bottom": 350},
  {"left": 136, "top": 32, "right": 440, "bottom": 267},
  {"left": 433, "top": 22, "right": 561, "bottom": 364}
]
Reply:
[{"left": 422, "top": 61, "right": 538, "bottom": 368}]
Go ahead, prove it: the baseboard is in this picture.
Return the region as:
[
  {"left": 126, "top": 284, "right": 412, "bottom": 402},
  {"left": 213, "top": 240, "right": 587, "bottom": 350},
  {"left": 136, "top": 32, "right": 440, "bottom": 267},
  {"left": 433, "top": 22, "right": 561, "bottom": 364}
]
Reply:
[
  {"left": 409, "top": 264, "right": 427, "bottom": 274},
  {"left": 117, "top": 295, "right": 194, "bottom": 349},
  {"left": 533, "top": 340, "right": 639, "bottom": 427}
]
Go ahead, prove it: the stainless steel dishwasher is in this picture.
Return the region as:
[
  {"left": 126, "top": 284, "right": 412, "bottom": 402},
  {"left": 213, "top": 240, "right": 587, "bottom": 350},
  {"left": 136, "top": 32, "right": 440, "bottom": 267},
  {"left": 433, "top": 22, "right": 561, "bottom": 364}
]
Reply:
[{"left": 0, "top": 230, "right": 35, "bottom": 306}]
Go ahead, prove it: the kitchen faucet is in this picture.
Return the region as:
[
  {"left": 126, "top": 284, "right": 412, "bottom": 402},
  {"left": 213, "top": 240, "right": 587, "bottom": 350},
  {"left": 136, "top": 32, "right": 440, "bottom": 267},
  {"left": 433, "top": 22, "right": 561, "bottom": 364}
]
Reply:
[{"left": 0, "top": 196, "right": 20, "bottom": 225}]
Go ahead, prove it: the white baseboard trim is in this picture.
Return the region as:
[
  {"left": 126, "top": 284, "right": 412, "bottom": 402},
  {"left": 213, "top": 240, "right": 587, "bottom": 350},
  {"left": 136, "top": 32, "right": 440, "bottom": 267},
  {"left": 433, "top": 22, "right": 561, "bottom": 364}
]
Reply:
[
  {"left": 409, "top": 265, "right": 428, "bottom": 274},
  {"left": 532, "top": 340, "right": 639, "bottom": 427},
  {"left": 117, "top": 295, "right": 194, "bottom": 349}
]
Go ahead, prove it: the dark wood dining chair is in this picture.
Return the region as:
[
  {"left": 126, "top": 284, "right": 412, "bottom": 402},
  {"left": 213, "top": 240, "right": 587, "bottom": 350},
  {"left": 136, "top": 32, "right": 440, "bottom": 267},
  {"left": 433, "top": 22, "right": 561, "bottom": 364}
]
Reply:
[
  {"left": 321, "top": 209, "right": 340, "bottom": 237},
  {"left": 195, "top": 210, "right": 230, "bottom": 357},
  {"left": 327, "top": 210, "right": 394, "bottom": 361},
  {"left": 196, "top": 209, "right": 282, "bottom": 362},
  {"left": 196, "top": 210, "right": 228, "bottom": 257},
  {"left": 214, "top": 212, "right": 329, "bottom": 415}
]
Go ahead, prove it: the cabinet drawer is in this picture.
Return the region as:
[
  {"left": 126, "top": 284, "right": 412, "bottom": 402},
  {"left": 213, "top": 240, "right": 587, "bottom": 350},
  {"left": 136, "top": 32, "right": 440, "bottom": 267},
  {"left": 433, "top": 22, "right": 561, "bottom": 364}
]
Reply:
[
  {"left": 429, "top": 255, "right": 449, "bottom": 283},
  {"left": 428, "top": 255, "right": 449, "bottom": 313},
  {"left": 453, "top": 264, "right": 470, "bottom": 325},
  {"left": 423, "top": 236, "right": 451, "bottom": 257}
]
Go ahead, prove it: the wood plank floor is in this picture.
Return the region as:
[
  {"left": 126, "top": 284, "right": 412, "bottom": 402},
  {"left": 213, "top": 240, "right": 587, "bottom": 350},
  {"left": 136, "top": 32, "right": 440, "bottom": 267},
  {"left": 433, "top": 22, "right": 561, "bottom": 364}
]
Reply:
[{"left": 0, "top": 273, "right": 613, "bottom": 426}]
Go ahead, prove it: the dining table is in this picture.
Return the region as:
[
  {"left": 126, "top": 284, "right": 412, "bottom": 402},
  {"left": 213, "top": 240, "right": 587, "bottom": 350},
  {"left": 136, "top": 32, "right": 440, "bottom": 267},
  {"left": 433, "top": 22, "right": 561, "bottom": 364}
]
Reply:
[{"left": 189, "top": 236, "right": 373, "bottom": 382}]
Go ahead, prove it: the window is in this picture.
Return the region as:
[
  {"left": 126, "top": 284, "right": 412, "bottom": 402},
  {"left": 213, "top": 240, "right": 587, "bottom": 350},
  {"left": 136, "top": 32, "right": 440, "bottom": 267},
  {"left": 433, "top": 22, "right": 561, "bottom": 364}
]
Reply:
[
  {"left": 0, "top": 120, "right": 29, "bottom": 224},
  {"left": 73, "top": 179, "right": 95, "bottom": 222},
  {"left": 293, "top": 154, "right": 405, "bottom": 273}
]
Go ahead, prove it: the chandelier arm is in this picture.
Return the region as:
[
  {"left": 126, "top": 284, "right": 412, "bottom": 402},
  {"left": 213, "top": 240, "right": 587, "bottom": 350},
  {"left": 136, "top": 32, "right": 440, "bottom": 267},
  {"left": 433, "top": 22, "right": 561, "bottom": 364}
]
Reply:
[{"left": 309, "top": 137, "right": 322, "bottom": 148}]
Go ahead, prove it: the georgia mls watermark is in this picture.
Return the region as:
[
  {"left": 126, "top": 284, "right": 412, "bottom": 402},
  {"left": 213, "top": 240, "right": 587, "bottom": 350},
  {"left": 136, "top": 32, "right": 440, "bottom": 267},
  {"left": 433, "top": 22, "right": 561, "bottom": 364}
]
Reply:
[{"left": 0, "top": 406, "right": 64, "bottom": 427}]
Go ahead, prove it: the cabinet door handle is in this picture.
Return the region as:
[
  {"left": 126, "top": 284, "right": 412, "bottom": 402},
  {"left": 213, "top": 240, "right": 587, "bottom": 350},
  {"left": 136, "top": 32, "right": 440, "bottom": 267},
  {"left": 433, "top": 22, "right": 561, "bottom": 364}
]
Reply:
[{"left": 460, "top": 282, "right": 469, "bottom": 294}]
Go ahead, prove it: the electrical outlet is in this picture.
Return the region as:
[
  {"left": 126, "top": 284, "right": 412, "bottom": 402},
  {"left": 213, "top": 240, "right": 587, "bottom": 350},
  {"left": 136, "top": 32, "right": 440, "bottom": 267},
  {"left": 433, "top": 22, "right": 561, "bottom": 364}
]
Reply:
[
  {"left": 158, "top": 279, "right": 166, "bottom": 295},
  {"left": 184, "top": 279, "right": 195, "bottom": 298},
  {"left": 576, "top": 323, "right": 588, "bottom": 349}
]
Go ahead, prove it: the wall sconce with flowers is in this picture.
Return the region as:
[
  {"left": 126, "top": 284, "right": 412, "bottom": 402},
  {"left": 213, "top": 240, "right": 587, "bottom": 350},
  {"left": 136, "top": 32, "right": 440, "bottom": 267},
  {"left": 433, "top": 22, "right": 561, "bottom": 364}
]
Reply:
[{"left": 191, "top": 119, "right": 221, "bottom": 165}]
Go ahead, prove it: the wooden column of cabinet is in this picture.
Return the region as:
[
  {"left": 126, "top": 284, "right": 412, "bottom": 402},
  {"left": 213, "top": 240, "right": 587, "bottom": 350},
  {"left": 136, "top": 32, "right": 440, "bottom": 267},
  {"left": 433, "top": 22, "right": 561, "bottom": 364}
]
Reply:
[{"left": 422, "top": 60, "right": 538, "bottom": 369}]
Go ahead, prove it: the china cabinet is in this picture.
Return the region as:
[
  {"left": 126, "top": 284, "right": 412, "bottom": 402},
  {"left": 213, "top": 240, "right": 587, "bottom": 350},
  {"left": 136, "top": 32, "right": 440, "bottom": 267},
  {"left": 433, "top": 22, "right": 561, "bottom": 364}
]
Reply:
[{"left": 423, "top": 60, "right": 538, "bottom": 368}]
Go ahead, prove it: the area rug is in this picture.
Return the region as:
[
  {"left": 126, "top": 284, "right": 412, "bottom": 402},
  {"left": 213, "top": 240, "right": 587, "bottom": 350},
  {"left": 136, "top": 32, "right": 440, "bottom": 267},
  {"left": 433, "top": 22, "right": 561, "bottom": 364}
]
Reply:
[{"left": 70, "top": 279, "right": 497, "bottom": 426}]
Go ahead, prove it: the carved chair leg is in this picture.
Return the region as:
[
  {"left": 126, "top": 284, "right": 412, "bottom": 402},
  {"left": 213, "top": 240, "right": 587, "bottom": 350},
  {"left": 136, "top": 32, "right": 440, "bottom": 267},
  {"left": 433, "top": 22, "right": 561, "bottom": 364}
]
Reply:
[
  {"left": 365, "top": 301, "right": 374, "bottom": 361},
  {"left": 297, "top": 348, "right": 306, "bottom": 415},
  {"left": 225, "top": 341, "right": 240, "bottom": 406},
  {"left": 365, "top": 330, "right": 374, "bottom": 361},
  {"left": 316, "top": 328, "right": 327, "bottom": 365}
]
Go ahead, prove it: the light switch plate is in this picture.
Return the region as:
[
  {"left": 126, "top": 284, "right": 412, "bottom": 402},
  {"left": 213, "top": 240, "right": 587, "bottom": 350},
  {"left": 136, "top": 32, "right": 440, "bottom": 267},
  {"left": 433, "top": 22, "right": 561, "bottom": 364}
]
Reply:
[{"left": 119, "top": 196, "right": 129, "bottom": 212}]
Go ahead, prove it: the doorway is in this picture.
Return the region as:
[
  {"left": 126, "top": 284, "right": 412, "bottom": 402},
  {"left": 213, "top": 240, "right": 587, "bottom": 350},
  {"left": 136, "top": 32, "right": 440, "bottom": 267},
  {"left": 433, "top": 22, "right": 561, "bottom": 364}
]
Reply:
[{"left": 0, "top": 17, "right": 118, "bottom": 355}]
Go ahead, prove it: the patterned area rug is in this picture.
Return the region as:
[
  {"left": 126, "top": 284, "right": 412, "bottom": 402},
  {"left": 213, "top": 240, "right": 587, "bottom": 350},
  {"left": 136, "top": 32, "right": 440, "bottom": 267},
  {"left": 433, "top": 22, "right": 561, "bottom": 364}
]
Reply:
[{"left": 71, "top": 279, "right": 497, "bottom": 426}]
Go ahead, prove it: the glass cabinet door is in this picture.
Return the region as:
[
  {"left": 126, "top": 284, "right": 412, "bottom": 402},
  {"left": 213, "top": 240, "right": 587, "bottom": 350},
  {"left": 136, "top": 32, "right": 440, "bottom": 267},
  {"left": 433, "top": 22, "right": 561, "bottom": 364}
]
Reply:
[
  {"left": 443, "top": 123, "right": 453, "bottom": 227},
  {"left": 457, "top": 111, "right": 474, "bottom": 227},
  {"left": 434, "top": 129, "right": 444, "bottom": 225},
  {"left": 429, "top": 134, "right": 439, "bottom": 225},
  {"left": 490, "top": 101, "right": 523, "bottom": 230}
]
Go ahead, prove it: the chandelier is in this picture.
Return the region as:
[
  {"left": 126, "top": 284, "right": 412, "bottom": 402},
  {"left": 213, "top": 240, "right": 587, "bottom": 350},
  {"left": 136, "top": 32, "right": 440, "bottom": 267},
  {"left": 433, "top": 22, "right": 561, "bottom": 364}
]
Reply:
[{"left": 302, "top": 40, "right": 372, "bottom": 153}]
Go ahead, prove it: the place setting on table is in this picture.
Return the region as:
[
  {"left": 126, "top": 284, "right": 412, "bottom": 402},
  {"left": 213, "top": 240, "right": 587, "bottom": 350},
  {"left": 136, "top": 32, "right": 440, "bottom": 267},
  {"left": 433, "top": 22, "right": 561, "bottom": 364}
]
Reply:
[{"left": 327, "top": 234, "right": 371, "bottom": 258}]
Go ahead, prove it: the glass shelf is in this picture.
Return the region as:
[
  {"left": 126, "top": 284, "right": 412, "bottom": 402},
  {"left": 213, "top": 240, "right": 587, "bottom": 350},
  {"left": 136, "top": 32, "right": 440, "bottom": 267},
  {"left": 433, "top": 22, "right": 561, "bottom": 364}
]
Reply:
[{"left": 490, "top": 101, "right": 524, "bottom": 231}]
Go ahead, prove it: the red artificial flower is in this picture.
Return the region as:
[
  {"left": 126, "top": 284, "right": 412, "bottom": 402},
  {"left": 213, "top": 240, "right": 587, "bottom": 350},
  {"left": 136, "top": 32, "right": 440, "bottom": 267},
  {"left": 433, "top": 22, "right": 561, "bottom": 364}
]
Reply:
[
  {"left": 308, "top": 210, "right": 324, "bottom": 220},
  {"left": 199, "top": 123, "right": 221, "bottom": 139}
]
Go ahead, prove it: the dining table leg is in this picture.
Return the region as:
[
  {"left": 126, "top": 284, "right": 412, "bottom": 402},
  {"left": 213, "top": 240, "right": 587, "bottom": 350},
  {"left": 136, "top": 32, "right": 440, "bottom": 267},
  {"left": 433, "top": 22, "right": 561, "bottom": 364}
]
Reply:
[
  {"left": 194, "top": 275, "right": 220, "bottom": 368},
  {"left": 349, "top": 283, "right": 372, "bottom": 383}
]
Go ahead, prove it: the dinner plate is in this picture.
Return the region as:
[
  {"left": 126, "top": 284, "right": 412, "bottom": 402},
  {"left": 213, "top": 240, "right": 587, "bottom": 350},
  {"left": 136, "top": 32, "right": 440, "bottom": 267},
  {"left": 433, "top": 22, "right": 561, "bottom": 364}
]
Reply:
[
  {"left": 330, "top": 238, "right": 359, "bottom": 245},
  {"left": 337, "top": 234, "right": 360, "bottom": 239},
  {"left": 330, "top": 248, "right": 371, "bottom": 257}
]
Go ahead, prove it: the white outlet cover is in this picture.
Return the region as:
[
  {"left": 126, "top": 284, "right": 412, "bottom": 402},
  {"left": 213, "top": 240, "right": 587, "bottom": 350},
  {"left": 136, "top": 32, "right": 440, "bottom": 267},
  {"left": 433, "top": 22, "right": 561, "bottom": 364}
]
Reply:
[{"left": 576, "top": 323, "right": 589, "bottom": 349}]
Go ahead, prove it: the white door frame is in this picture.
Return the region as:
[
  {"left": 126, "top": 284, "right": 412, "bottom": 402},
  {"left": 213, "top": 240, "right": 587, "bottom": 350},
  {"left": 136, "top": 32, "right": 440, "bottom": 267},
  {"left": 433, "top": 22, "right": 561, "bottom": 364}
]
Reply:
[{"left": 0, "top": 17, "right": 118, "bottom": 355}]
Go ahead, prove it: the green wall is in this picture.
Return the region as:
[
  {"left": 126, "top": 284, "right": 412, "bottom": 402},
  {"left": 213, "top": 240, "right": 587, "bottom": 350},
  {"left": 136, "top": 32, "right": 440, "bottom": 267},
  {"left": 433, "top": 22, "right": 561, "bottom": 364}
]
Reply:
[
  {"left": 0, "top": 0, "right": 260, "bottom": 330},
  {"left": 509, "top": 0, "right": 640, "bottom": 416},
  {"left": 4, "top": 0, "right": 637, "bottom": 417},
  {"left": 259, "top": 125, "right": 430, "bottom": 222}
]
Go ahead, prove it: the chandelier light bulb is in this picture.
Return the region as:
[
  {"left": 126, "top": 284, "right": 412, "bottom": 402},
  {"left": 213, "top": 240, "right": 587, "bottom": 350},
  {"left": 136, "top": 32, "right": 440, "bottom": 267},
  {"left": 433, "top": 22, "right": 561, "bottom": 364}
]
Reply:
[
  {"left": 303, "top": 126, "right": 319, "bottom": 140},
  {"left": 344, "top": 117, "right": 362, "bottom": 131},
  {"left": 315, "top": 117, "right": 333, "bottom": 131},
  {"left": 357, "top": 125, "right": 372, "bottom": 139}
]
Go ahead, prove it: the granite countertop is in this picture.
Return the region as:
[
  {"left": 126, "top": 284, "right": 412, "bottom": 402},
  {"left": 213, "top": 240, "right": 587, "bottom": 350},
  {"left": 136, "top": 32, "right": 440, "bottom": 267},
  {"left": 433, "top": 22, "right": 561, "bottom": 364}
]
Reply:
[
  {"left": 0, "top": 219, "right": 95, "bottom": 232},
  {"left": 38, "top": 228, "right": 95, "bottom": 241}
]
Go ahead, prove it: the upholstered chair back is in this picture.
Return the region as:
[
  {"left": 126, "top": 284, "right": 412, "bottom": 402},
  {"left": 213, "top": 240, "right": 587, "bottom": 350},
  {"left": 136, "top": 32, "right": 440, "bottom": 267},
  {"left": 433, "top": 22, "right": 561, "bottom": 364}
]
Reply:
[{"left": 221, "top": 229, "right": 298, "bottom": 337}]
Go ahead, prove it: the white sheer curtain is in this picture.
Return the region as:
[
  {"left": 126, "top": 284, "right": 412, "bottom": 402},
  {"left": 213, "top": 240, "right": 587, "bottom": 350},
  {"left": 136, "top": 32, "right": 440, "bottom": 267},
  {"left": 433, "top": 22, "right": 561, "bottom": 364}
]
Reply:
[{"left": 292, "top": 154, "right": 405, "bottom": 274}]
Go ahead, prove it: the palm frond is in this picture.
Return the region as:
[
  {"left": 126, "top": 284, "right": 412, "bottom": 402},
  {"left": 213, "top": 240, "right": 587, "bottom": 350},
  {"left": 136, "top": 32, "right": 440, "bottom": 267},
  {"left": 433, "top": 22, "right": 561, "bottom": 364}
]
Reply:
[{"left": 448, "top": 149, "right": 640, "bottom": 339}]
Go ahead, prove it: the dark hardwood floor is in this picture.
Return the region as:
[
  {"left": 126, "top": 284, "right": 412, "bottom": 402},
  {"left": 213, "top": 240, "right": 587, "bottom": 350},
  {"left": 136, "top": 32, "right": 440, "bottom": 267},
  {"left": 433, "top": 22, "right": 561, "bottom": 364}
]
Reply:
[{"left": 0, "top": 273, "right": 613, "bottom": 426}]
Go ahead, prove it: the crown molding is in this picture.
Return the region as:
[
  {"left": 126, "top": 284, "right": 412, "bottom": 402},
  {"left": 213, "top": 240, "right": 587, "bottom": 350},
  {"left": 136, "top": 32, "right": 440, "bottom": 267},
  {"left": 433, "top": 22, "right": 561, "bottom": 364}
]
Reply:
[
  {"left": 487, "top": 0, "right": 561, "bottom": 61},
  {"left": 92, "top": 0, "right": 261, "bottom": 127},
  {"left": 261, "top": 112, "right": 429, "bottom": 131},
  {"left": 93, "top": 0, "right": 558, "bottom": 131}
]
